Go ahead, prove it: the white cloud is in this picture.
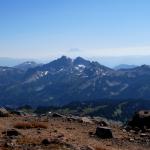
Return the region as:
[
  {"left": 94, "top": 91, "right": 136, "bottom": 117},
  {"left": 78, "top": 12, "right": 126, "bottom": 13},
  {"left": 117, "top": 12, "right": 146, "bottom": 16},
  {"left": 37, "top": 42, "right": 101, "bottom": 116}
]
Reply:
[
  {"left": 69, "top": 48, "right": 81, "bottom": 52},
  {"left": 61, "top": 46, "right": 150, "bottom": 58}
]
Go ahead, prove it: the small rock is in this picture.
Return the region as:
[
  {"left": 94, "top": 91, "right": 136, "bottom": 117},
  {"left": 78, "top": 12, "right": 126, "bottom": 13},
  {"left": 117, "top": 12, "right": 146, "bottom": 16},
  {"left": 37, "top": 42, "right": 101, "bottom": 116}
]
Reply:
[
  {"left": 56, "top": 133, "right": 64, "bottom": 139},
  {"left": 41, "top": 138, "right": 60, "bottom": 145},
  {"left": 140, "top": 133, "right": 148, "bottom": 137},
  {"left": 41, "top": 138, "right": 51, "bottom": 145},
  {"left": 3, "top": 129, "right": 21, "bottom": 137},
  {"left": 80, "top": 117, "right": 94, "bottom": 124},
  {"left": 4, "top": 142, "right": 14, "bottom": 148},
  {"left": 0, "top": 107, "right": 9, "bottom": 117},
  {"left": 88, "top": 132, "right": 95, "bottom": 137},
  {"left": 129, "top": 138, "right": 134, "bottom": 142},
  {"left": 53, "top": 129, "right": 57, "bottom": 132},
  {"left": 52, "top": 113, "right": 64, "bottom": 118}
]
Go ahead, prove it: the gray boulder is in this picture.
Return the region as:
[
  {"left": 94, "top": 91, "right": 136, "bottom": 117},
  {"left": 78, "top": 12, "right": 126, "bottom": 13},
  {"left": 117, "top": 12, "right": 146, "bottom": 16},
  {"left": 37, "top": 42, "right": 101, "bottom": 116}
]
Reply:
[
  {"left": 128, "top": 110, "right": 150, "bottom": 131},
  {"left": 95, "top": 126, "right": 113, "bottom": 139}
]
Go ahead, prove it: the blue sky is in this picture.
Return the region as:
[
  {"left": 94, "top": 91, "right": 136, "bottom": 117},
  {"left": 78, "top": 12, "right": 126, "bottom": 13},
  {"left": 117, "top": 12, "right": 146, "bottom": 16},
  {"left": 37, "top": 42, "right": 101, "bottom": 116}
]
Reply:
[{"left": 0, "top": 0, "right": 150, "bottom": 59}]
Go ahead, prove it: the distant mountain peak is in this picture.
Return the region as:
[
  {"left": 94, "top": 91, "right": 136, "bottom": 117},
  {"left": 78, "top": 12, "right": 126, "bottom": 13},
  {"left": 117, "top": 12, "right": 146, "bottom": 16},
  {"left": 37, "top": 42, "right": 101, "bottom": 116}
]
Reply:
[
  {"left": 73, "top": 57, "right": 90, "bottom": 66},
  {"left": 133, "top": 64, "right": 150, "bottom": 71},
  {"left": 59, "top": 55, "right": 71, "bottom": 60},
  {"left": 74, "top": 56, "right": 86, "bottom": 61},
  {"left": 14, "top": 61, "right": 40, "bottom": 71},
  {"left": 140, "top": 64, "right": 150, "bottom": 68},
  {"left": 45, "top": 56, "right": 73, "bottom": 70},
  {"left": 56, "top": 56, "right": 72, "bottom": 62}
]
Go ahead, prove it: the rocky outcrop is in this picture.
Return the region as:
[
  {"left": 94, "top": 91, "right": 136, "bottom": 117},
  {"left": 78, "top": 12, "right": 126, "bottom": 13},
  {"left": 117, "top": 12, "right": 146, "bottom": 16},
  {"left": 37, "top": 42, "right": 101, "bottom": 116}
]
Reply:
[{"left": 128, "top": 110, "right": 150, "bottom": 131}]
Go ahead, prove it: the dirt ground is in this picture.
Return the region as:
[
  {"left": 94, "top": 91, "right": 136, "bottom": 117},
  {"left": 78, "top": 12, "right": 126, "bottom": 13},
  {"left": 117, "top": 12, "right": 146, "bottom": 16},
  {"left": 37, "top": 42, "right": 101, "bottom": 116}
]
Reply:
[{"left": 0, "top": 116, "right": 149, "bottom": 150}]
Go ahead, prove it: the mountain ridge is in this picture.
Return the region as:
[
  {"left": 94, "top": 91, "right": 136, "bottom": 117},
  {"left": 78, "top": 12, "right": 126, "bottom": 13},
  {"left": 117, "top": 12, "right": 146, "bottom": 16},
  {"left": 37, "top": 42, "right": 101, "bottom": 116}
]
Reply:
[
  {"left": 0, "top": 56, "right": 150, "bottom": 107},
  {"left": 114, "top": 64, "right": 138, "bottom": 70}
]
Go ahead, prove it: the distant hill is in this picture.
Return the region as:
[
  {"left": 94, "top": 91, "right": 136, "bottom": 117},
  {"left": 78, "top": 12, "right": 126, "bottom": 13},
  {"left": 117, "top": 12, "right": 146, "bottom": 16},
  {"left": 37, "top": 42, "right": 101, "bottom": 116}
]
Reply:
[
  {"left": 92, "top": 55, "right": 150, "bottom": 68},
  {"left": 114, "top": 64, "right": 138, "bottom": 70},
  {"left": 14, "top": 61, "right": 41, "bottom": 71},
  {"left": 0, "top": 57, "right": 37, "bottom": 67}
]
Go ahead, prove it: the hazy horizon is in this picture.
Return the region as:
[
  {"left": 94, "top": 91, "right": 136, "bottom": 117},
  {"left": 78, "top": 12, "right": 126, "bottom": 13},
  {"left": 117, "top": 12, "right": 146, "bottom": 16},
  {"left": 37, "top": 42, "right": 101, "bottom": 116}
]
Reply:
[{"left": 1, "top": 55, "right": 150, "bottom": 68}]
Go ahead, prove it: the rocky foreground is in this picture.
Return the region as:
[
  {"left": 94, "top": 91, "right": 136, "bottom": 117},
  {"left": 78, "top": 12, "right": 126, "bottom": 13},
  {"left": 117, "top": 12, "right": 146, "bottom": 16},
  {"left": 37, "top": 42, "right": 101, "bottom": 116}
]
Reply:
[{"left": 0, "top": 111, "right": 149, "bottom": 150}]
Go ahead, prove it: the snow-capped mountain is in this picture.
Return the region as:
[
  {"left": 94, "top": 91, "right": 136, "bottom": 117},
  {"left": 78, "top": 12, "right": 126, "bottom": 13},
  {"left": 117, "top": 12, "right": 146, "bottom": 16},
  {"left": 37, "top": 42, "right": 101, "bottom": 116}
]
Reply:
[{"left": 0, "top": 56, "right": 150, "bottom": 106}]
